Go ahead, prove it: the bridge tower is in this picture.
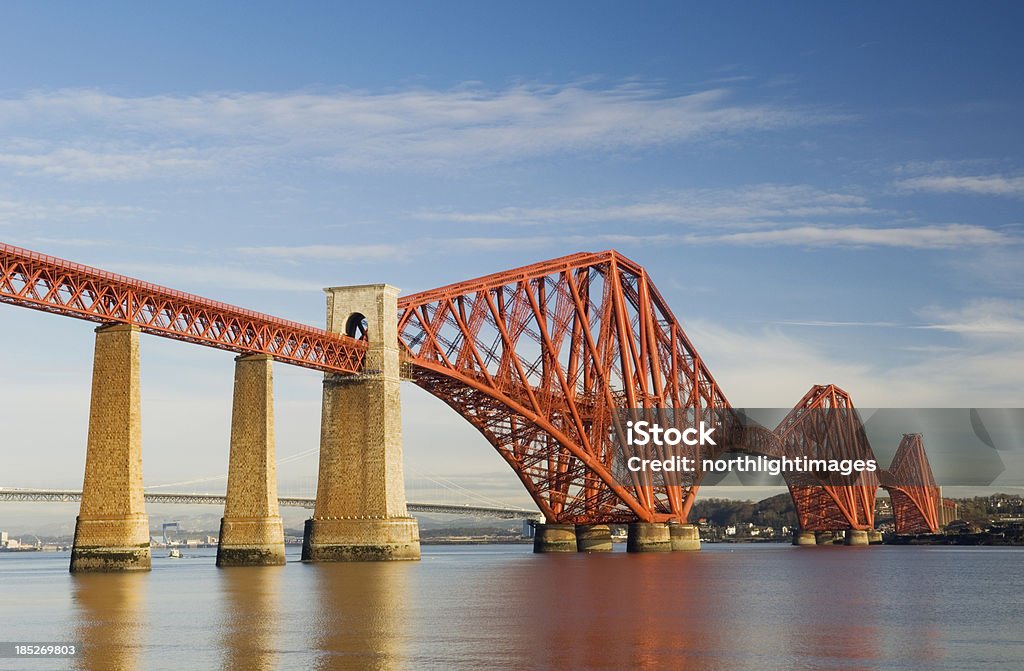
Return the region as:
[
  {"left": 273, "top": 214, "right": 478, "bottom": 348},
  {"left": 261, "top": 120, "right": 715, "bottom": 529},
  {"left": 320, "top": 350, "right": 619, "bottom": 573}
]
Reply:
[
  {"left": 302, "top": 285, "right": 420, "bottom": 561},
  {"left": 70, "top": 324, "right": 151, "bottom": 572}
]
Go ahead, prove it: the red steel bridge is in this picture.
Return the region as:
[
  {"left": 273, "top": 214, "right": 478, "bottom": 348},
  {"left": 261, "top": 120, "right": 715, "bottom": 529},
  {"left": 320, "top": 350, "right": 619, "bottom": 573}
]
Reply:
[{"left": 0, "top": 242, "right": 944, "bottom": 535}]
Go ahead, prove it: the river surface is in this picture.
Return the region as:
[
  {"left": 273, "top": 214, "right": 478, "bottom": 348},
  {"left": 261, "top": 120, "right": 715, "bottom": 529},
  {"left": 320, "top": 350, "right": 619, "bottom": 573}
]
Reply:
[{"left": 1, "top": 543, "right": 1022, "bottom": 670}]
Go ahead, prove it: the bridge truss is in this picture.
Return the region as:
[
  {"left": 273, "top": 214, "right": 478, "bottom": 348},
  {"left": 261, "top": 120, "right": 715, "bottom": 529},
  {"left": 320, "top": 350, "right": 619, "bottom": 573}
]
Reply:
[{"left": 0, "top": 243, "right": 365, "bottom": 373}]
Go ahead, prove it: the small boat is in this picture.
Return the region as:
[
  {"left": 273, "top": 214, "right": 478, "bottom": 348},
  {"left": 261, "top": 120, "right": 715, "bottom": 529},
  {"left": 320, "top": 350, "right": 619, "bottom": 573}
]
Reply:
[{"left": 168, "top": 549, "right": 182, "bottom": 559}]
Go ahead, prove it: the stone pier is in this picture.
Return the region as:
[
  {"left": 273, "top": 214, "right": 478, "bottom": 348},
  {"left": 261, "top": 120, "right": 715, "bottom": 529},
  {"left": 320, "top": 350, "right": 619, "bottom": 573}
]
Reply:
[
  {"left": 815, "top": 531, "right": 836, "bottom": 545},
  {"left": 302, "top": 285, "right": 420, "bottom": 562},
  {"left": 533, "top": 524, "right": 577, "bottom": 552},
  {"left": 70, "top": 324, "right": 150, "bottom": 573},
  {"left": 626, "top": 522, "right": 672, "bottom": 552},
  {"left": 669, "top": 523, "right": 701, "bottom": 551},
  {"left": 575, "top": 524, "right": 613, "bottom": 552},
  {"left": 845, "top": 529, "right": 870, "bottom": 546},
  {"left": 867, "top": 529, "right": 884, "bottom": 544},
  {"left": 217, "top": 354, "right": 286, "bottom": 567},
  {"left": 792, "top": 530, "right": 817, "bottom": 546}
]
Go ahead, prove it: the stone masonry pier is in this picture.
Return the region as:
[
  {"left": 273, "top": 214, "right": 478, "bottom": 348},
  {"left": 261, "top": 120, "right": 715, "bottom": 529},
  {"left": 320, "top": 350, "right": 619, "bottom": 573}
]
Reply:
[
  {"left": 217, "top": 354, "right": 286, "bottom": 567},
  {"left": 70, "top": 324, "right": 151, "bottom": 573},
  {"left": 302, "top": 285, "right": 420, "bottom": 562}
]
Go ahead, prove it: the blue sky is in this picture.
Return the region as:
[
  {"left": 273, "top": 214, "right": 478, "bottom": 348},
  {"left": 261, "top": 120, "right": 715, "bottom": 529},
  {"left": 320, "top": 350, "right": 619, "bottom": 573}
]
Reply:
[{"left": 0, "top": 3, "right": 1022, "bottom": 517}]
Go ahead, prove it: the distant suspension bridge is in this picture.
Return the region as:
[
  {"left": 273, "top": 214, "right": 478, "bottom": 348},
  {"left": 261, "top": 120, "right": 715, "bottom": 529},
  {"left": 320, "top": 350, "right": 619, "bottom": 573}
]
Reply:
[{"left": 0, "top": 487, "right": 542, "bottom": 521}]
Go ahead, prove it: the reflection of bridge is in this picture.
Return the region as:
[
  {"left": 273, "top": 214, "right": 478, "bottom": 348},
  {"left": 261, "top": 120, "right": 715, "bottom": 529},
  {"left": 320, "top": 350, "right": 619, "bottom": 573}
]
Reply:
[
  {"left": 0, "top": 489, "right": 542, "bottom": 520},
  {"left": 0, "top": 242, "right": 946, "bottom": 569}
]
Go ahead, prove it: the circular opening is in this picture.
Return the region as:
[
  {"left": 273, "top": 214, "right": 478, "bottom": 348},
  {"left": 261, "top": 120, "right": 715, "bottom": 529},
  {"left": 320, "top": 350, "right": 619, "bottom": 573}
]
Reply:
[{"left": 345, "top": 312, "right": 369, "bottom": 339}]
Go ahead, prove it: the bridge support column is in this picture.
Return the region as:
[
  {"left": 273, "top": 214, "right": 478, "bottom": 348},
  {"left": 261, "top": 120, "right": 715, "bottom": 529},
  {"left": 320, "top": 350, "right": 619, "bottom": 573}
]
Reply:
[
  {"left": 627, "top": 522, "right": 672, "bottom": 552},
  {"left": 815, "top": 531, "right": 836, "bottom": 545},
  {"left": 845, "top": 529, "right": 870, "bottom": 546},
  {"left": 867, "top": 529, "right": 884, "bottom": 544},
  {"left": 669, "top": 523, "right": 701, "bottom": 551},
  {"left": 575, "top": 524, "right": 612, "bottom": 552},
  {"left": 792, "top": 530, "right": 816, "bottom": 546},
  {"left": 217, "top": 354, "right": 285, "bottom": 567},
  {"left": 303, "top": 285, "right": 420, "bottom": 562},
  {"left": 533, "top": 524, "right": 577, "bottom": 552},
  {"left": 71, "top": 324, "right": 150, "bottom": 573}
]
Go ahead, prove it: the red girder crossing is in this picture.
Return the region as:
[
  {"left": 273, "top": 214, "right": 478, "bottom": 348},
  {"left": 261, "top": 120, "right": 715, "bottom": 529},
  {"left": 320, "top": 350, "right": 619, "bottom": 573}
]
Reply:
[
  {"left": 398, "top": 251, "right": 733, "bottom": 524},
  {"left": 879, "top": 434, "right": 941, "bottom": 534},
  {"left": 1, "top": 242, "right": 943, "bottom": 531},
  {"left": 0, "top": 242, "right": 366, "bottom": 374}
]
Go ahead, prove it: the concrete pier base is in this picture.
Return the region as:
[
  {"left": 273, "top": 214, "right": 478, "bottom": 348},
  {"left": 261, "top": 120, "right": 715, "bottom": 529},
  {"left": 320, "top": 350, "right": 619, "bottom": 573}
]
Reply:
[
  {"left": 71, "top": 324, "right": 150, "bottom": 573},
  {"left": 575, "top": 524, "right": 613, "bottom": 552},
  {"left": 70, "top": 517, "right": 151, "bottom": 572},
  {"left": 217, "top": 354, "right": 285, "bottom": 567},
  {"left": 303, "top": 517, "right": 421, "bottom": 561},
  {"left": 533, "top": 524, "right": 577, "bottom": 552},
  {"left": 303, "top": 285, "right": 420, "bottom": 563},
  {"left": 669, "top": 523, "right": 701, "bottom": 551},
  {"left": 218, "top": 518, "right": 286, "bottom": 567},
  {"left": 867, "top": 530, "right": 884, "bottom": 544},
  {"left": 845, "top": 529, "right": 870, "bottom": 546},
  {"left": 793, "top": 530, "right": 817, "bottom": 546},
  {"left": 627, "top": 522, "right": 672, "bottom": 553},
  {"left": 815, "top": 531, "right": 836, "bottom": 545}
]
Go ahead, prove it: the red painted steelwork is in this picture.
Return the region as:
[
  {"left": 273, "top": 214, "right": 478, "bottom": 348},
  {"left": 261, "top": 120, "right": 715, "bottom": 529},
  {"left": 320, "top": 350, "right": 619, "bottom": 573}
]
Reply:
[
  {"left": 398, "top": 251, "right": 733, "bottom": 524},
  {"left": 2, "top": 242, "right": 943, "bottom": 530},
  {"left": 0, "top": 242, "right": 366, "bottom": 374},
  {"left": 880, "top": 433, "right": 941, "bottom": 534}
]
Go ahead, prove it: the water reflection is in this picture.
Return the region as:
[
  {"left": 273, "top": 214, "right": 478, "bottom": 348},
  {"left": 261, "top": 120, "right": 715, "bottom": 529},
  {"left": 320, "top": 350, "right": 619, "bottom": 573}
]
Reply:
[
  {"left": 520, "top": 553, "right": 726, "bottom": 670},
  {"left": 72, "top": 572, "right": 147, "bottom": 671},
  {"left": 219, "top": 566, "right": 282, "bottom": 671},
  {"left": 310, "top": 562, "right": 411, "bottom": 671},
  {"left": 777, "top": 547, "right": 884, "bottom": 670}
]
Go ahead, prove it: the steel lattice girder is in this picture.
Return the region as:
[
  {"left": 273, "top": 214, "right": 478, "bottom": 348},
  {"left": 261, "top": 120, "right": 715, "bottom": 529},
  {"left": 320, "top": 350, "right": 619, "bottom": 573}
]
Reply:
[
  {"left": 773, "top": 385, "right": 880, "bottom": 531},
  {"left": 880, "top": 434, "right": 941, "bottom": 533},
  {"left": 398, "top": 250, "right": 735, "bottom": 524},
  {"left": 0, "top": 242, "right": 366, "bottom": 373}
]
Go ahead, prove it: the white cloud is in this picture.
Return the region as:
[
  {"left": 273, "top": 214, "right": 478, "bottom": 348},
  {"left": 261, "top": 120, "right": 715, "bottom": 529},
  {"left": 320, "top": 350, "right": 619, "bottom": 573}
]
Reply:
[
  {"left": 697, "top": 223, "right": 1009, "bottom": 249},
  {"left": 233, "top": 222, "right": 1014, "bottom": 264},
  {"left": 686, "top": 316, "right": 1024, "bottom": 407},
  {"left": 0, "top": 147, "right": 211, "bottom": 181},
  {"left": 896, "top": 174, "right": 1024, "bottom": 197},
  {"left": 416, "top": 184, "right": 878, "bottom": 227},
  {"left": 0, "top": 85, "right": 837, "bottom": 179},
  {"left": 0, "top": 198, "right": 141, "bottom": 224},
  {"left": 917, "top": 299, "right": 1024, "bottom": 338},
  {"left": 235, "top": 243, "right": 411, "bottom": 263},
  {"left": 775, "top": 320, "right": 904, "bottom": 328},
  {"left": 97, "top": 262, "right": 326, "bottom": 292}
]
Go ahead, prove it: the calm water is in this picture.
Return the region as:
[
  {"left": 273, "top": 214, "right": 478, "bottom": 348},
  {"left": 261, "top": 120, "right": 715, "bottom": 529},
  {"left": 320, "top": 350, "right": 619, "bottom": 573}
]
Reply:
[{"left": 1, "top": 544, "right": 1022, "bottom": 670}]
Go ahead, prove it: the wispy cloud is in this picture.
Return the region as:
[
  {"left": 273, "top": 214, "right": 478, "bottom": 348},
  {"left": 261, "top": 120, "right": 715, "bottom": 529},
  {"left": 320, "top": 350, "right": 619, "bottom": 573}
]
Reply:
[
  {"left": 235, "top": 222, "right": 1013, "bottom": 263},
  {"left": 686, "top": 316, "right": 1024, "bottom": 406},
  {"left": 697, "top": 223, "right": 1009, "bottom": 249},
  {"left": 415, "top": 184, "right": 877, "bottom": 227},
  {"left": 0, "top": 198, "right": 141, "bottom": 223},
  {"left": 917, "top": 299, "right": 1024, "bottom": 338},
  {"left": 0, "top": 147, "right": 210, "bottom": 181},
  {"left": 98, "top": 262, "right": 326, "bottom": 292},
  {"left": 776, "top": 320, "right": 904, "bottom": 328},
  {"left": 235, "top": 243, "right": 411, "bottom": 263},
  {"left": 0, "top": 84, "right": 839, "bottom": 180},
  {"left": 896, "top": 174, "right": 1024, "bottom": 197}
]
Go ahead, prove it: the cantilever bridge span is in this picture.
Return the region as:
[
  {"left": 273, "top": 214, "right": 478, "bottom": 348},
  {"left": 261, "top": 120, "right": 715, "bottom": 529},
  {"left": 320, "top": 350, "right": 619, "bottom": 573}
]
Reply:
[{"left": 0, "top": 242, "right": 943, "bottom": 564}]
